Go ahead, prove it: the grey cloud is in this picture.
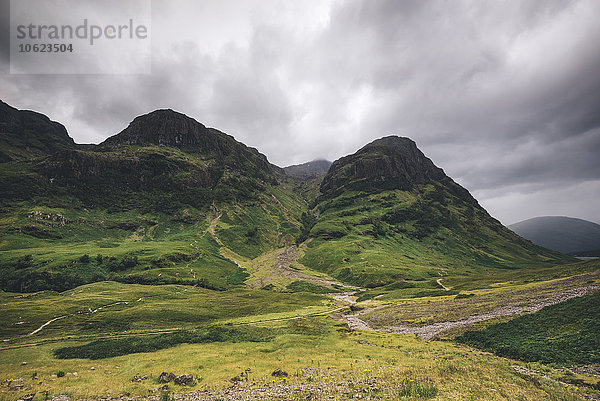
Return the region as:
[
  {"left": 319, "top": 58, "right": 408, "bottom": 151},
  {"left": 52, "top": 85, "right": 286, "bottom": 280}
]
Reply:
[{"left": 0, "top": 0, "right": 598, "bottom": 224}]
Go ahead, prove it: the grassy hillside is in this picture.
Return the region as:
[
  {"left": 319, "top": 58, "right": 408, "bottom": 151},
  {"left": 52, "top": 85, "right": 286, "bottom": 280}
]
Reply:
[
  {"left": 457, "top": 289, "right": 600, "bottom": 365},
  {"left": 0, "top": 107, "right": 310, "bottom": 293},
  {"left": 0, "top": 180, "right": 308, "bottom": 293},
  {"left": 295, "top": 136, "right": 572, "bottom": 288},
  {"left": 301, "top": 183, "right": 571, "bottom": 288}
]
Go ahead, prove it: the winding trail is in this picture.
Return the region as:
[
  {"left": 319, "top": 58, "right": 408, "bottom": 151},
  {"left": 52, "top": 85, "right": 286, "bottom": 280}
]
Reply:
[
  {"left": 28, "top": 316, "right": 67, "bottom": 336},
  {"left": 24, "top": 297, "right": 145, "bottom": 337},
  {"left": 436, "top": 278, "right": 450, "bottom": 291},
  {"left": 338, "top": 284, "right": 600, "bottom": 340},
  {"left": 3, "top": 303, "right": 349, "bottom": 350},
  {"left": 207, "top": 209, "right": 244, "bottom": 269},
  {"left": 89, "top": 301, "right": 128, "bottom": 313},
  {"left": 245, "top": 245, "right": 358, "bottom": 290},
  {"left": 208, "top": 210, "right": 222, "bottom": 239}
]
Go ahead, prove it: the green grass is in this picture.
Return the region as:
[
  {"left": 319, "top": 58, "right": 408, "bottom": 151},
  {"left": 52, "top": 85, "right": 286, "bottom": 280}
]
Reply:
[
  {"left": 1, "top": 136, "right": 597, "bottom": 400},
  {"left": 457, "top": 290, "right": 600, "bottom": 365},
  {"left": 54, "top": 326, "right": 273, "bottom": 359},
  {"left": 286, "top": 280, "right": 340, "bottom": 294},
  {"left": 301, "top": 184, "right": 573, "bottom": 287},
  {"left": 398, "top": 378, "right": 438, "bottom": 398},
  {"left": 0, "top": 281, "right": 330, "bottom": 340},
  {"left": 360, "top": 269, "right": 600, "bottom": 331},
  {"left": 0, "top": 183, "right": 308, "bottom": 292},
  {"left": 446, "top": 259, "right": 600, "bottom": 291},
  {"left": 0, "top": 318, "right": 593, "bottom": 400}
]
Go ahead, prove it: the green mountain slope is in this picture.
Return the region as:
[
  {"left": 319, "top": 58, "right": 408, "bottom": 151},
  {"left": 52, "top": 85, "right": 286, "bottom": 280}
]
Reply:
[
  {"left": 0, "top": 102, "right": 575, "bottom": 294},
  {"left": 0, "top": 106, "right": 307, "bottom": 292},
  {"left": 300, "top": 136, "right": 572, "bottom": 287},
  {"left": 282, "top": 160, "right": 332, "bottom": 208}
]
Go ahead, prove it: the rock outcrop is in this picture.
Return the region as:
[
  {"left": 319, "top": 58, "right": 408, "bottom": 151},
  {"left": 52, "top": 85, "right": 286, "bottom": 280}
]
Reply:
[
  {"left": 0, "top": 100, "right": 75, "bottom": 162},
  {"left": 320, "top": 136, "right": 446, "bottom": 196}
]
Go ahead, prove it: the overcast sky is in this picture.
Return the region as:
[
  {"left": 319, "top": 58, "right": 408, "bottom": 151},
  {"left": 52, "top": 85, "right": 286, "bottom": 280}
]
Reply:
[{"left": 1, "top": 0, "right": 599, "bottom": 225}]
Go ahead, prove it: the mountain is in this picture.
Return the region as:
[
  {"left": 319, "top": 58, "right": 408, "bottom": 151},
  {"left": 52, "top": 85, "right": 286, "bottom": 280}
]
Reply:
[
  {"left": 0, "top": 101, "right": 596, "bottom": 400},
  {"left": 102, "top": 109, "right": 275, "bottom": 171},
  {"left": 299, "top": 136, "right": 572, "bottom": 287},
  {"left": 3, "top": 109, "right": 283, "bottom": 209},
  {"left": 509, "top": 216, "right": 600, "bottom": 255},
  {"left": 284, "top": 160, "right": 332, "bottom": 177},
  {"left": 320, "top": 136, "right": 446, "bottom": 195},
  {"left": 0, "top": 101, "right": 573, "bottom": 294},
  {"left": 0, "top": 100, "right": 75, "bottom": 162},
  {"left": 0, "top": 103, "right": 305, "bottom": 292}
]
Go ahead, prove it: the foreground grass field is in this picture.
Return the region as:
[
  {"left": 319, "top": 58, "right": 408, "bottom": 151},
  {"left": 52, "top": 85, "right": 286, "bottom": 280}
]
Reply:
[
  {"left": 1, "top": 315, "right": 597, "bottom": 400},
  {"left": 0, "top": 281, "right": 332, "bottom": 340},
  {"left": 1, "top": 267, "right": 600, "bottom": 400}
]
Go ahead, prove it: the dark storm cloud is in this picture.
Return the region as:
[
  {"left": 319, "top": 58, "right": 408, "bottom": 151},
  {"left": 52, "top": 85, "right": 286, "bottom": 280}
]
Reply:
[{"left": 0, "top": 0, "right": 598, "bottom": 223}]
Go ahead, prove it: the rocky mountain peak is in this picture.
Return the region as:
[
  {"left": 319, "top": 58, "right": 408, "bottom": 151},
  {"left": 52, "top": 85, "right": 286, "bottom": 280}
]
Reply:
[
  {"left": 0, "top": 100, "right": 75, "bottom": 162},
  {"left": 97, "top": 108, "right": 280, "bottom": 181},
  {"left": 320, "top": 135, "right": 446, "bottom": 195},
  {"left": 101, "top": 109, "right": 213, "bottom": 148}
]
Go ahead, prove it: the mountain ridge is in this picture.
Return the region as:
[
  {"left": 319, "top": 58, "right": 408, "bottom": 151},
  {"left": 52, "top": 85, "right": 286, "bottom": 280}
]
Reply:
[
  {"left": 320, "top": 136, "right": 448, "bottom": 197},
  {"left": 0, "top": 100, "right": 76, "bottom": 162},
  {"left": 0, "top": 100, "right": 574, "bottom": 293},
  {"left": 284, "top": 159, "right": 332, "bottom": 177},
  {"left": 301, "top": 135, "right": 571, "bottom": 286}
]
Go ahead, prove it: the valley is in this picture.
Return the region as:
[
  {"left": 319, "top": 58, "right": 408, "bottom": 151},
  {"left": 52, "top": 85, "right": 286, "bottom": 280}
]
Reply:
[{"left": 1, "top": 101, "right": 599, "bottom": 400}]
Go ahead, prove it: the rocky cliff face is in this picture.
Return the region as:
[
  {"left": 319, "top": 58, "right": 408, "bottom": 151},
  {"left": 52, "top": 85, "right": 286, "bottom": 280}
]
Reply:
[
  {"left": 102, "top": 109, "right": 217, "bottom": 149},
  {"left": 0, "top": 100, "right": 75, "bottom": 162},
  {"left": 100, "top": 109, "right": 280, "bottom": 178},
  {"left": 38, "top": 148, "right": 216, "bottom": 191},
  {"left": 0, "top": 102, "right": 283, "bottom": 210},
  {"left": 320, "top": 136, "right": 446, "bottom": 196}
]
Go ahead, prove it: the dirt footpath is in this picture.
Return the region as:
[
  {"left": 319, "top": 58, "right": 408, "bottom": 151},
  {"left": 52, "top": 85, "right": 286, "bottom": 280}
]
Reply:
[{"left": 339, "top": 284, "right": 600, "bottom": 340}]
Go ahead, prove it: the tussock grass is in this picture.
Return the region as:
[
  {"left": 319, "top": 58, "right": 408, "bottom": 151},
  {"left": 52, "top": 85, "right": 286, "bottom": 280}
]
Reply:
[
  {"left": 1, "top": 321, "right": 594, "bottom": 400},
  {"left": 458, "top": 290, "right": 600, "bottom": 365},
  {"left": 54, "top": 326, "right": 273, "bottom": 359}
]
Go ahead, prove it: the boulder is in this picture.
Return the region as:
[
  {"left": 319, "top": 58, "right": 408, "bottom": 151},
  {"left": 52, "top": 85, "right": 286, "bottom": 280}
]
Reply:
[
  {"left": 158, "top": 371, "right": 176, "bottom": 383},
  {"left": 271, "top": 368, "right": 288, "bottom": 377},
  {"left": 150, "top": 384, "right": 169, "bottom": 392},
  {"left": 131, "top": 374, "right": 148, "bottom": 382},
  {"left": 174, "top": 374, "right": 193, "bottom": 385}
]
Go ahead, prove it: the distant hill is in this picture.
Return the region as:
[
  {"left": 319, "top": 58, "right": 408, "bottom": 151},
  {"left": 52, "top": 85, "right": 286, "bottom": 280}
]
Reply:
[
  {"left": 509, "top": 216, "right": 600, "bottom": 255},
  {"left": 284, "top": 160, "right": 332, "bottom": 177}
]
